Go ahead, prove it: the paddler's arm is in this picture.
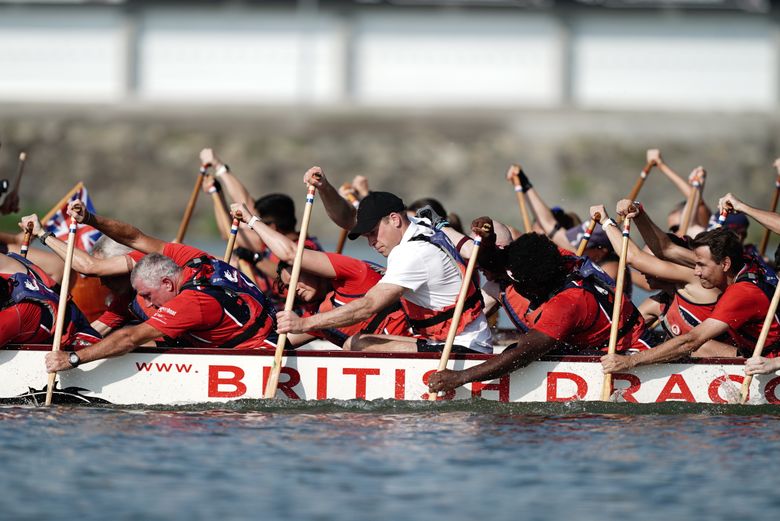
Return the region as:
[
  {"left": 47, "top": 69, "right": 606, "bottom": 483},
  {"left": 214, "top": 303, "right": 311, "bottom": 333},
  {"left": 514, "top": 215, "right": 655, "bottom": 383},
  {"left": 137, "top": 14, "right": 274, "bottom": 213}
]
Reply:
[
  {"left": 276, "top": 282, "right": 403, "bottom": 333},
  {"left": 231, "top": 201, "right": 338, "bottom": 279},
  {"left": 616, "top": 199, "right": 695, "bottom": 268},
  {"left": 304, "top": 166, "right": 357, "bottom": 230},
  {"left": 23, "top": 213, "right": 135, "bottom": 276},
  {"left": 601, "top": 318, "right": 729, "bottom": 373},
  {"left": 67, "top": 201, "right": 166, "bottom": 255},
  {"left": 719, "top": 192, "right": 780, "bottom": 236},
  {"left": 44, "top": 322, "right": 163, "bottom": 372},
  {"left": 428, "top": 329, "right": 558, "bottom": 393}
]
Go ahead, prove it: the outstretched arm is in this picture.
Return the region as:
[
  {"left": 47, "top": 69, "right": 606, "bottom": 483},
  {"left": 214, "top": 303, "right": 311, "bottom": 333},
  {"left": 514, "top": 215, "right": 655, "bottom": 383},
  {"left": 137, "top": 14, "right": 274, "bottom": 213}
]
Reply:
[
  {"left": 508, "top": 165, "right": 571, "bottom": 250},
  {"left": 68, "top": 201, "right": 166, "bottom": 255},
  {"left": 428, "top": 329, "right": 558, "bottom": 392},
  {"left": 589, "top": 205, "right": 695, "bottom": 285},
  {"left": 21, "top": 214, "right": 134, "bottom": 276},
  {"left": 276, "top": 283, "right": 403, "bottom": 333},
  {"left": 44, "top": 322, "right": 162, "bottom": 372},
  {"left": 304, "top": 167, "right": 356, "bottom": 230},
  {"left": 616, "top": 199, "right": 695, "bottom": 268},
  {"left": 601, "top": 318, "right": 728, "bottom": 372},
  {"left": 719, "top": 192, "right": 780, "bottom": 235},
  {"left": 232, "top": 202, "right": 337, "bottom": 279}
]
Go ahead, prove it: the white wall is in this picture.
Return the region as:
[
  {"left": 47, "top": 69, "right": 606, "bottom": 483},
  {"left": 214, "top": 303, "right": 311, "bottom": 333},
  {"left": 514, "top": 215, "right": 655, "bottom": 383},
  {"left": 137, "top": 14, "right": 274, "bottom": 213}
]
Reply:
[
  {"left": 0, "top": 4, "right": 776, "bottom": 111},
  {"left": 351, "top": 12, "right": 562, "bottom": 106},
  {"left": 137, "top": 7, "right": 345, "bottom": 103},
  {"left": 572, "top": 14, "right": 776, "bottom": 110},
  {"left": 0, "top": 7, "right": 125, "bottom": 101}
]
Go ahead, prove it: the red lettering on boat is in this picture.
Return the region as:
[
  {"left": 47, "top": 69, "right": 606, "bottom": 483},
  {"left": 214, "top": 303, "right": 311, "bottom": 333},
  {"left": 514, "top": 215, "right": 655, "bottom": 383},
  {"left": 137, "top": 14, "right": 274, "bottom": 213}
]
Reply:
[
  {"left": 394, "top": 369, "right": 405, "bottom": 400},
  {"left": 655, "top": 374, "right": 694, "bottom": 402},
  {"left": 317, "top": 367, "right": 328, "bottom": 400},
  {"left": 612, "top": 373, "right": 641, "bottom": 403},
  {"left": 764, "top": 376, "right": 780, "bottom": 404},
  {"left": 262, "top": 366, "right": 301, "bottom": 399},
  {"left": 471, "top": 376, "right": 510, "bottom": 402},
  {"left": 343, "top": 368, "right": 380, "bottom": 399},
  {"left": 708, "top": 375, "right": 744, "bottom": 404},
  {"left": 546, "top": 372, "right": 587, "bottom": 402},
  {"left": 135, "top": 362, "right": 192, "bottom": 374},
  {"left": 208, "top": 365, "right": 246, "bottom": 398}
]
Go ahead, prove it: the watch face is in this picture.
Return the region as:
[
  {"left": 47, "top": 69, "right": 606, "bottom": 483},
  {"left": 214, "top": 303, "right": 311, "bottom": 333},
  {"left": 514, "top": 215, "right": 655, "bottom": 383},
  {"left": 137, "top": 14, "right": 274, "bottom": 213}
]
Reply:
[{"left": 69, "top": 352, "right": 80, "bottom": 366}]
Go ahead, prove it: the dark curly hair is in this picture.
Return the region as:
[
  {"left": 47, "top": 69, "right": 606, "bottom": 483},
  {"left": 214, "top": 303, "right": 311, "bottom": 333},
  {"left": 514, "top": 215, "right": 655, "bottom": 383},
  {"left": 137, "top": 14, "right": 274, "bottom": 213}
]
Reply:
[{"left": 505, "top": 233, "right": 568, "bottom": 298}]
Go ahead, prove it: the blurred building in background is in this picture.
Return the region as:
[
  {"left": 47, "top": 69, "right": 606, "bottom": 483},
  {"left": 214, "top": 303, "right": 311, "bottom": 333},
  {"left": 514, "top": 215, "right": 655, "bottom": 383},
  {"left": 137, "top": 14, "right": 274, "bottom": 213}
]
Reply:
[{"left": 0, "top": 0, "right": 774, "bottom": 111}]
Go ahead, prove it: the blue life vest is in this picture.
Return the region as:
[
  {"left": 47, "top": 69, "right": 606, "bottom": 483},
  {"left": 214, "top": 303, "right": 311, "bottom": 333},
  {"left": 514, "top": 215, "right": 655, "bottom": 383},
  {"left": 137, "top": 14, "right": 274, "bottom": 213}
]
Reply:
[{"left": 182, "top": 256, "right": 277, "bottom": 348}]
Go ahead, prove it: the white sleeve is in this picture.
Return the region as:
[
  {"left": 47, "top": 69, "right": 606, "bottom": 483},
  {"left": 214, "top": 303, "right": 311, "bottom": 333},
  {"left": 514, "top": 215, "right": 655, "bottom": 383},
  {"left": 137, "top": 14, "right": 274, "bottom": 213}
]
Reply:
[{"left": 379, "top": 242, "right": 430, "bottom": 291}]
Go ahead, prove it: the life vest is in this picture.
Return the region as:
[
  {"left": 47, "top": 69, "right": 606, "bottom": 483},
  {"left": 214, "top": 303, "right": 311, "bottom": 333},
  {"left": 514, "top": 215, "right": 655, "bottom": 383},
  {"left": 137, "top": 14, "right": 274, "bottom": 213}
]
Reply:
[
  {"left": 307, "top": 260, "right": 409, "bottom": 346},
  {"left": 552, "top": 255, "right": 641, "bottom": 348},
  {"left": 659, "top": 292, "right": 717, "bottom": 338},
  {"left": 400, "top": 228, "right": 484, "bottom": 341},
  {"left": 181, "top": 256, "right": 277, "bottom": 348},
  {"left": 498, "top": 280, "right": 533, "bottom": 332},
  {"left": 730, "top": 255, "right": 780, "bottom": 351},
  {"left": 1, "top": 271, "right": 101, "bottom": 346}
]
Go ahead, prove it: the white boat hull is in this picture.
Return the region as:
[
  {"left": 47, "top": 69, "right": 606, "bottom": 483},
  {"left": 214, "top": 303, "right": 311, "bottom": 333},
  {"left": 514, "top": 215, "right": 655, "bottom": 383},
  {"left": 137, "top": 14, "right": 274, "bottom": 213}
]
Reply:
[{"left": 1, "top": 345, "right": 777, "bottom": 406}]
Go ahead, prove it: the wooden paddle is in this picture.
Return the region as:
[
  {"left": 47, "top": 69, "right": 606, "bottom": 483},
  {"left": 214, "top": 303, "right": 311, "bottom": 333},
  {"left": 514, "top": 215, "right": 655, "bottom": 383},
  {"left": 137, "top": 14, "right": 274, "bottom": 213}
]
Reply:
[
  {"left": 428, "top": 226, "right": 488, "bottom": 401},
  {"left": 758, "top": 167, "right": 780, "bottom": 256},
  {"left": 174, "top": 164, "right": 209, "bottom": 243},
  {"left": 740, "top": 284, "right": 780, "bottom": 404},
  {"left": 575, "top": 213, "right": 600, "bottom": 256},
  {"left": 740, "top": 243, "right": 780, "bottom": 403},
  {"left": 601, "top": 217, "right": 632, "bottom": 401},
  {"left": 508, "top": 164, "right": 533, "bottom": 233},
  {"left": 626, "top": 161, "right": 655, "bottom": 202},
  {"left": 223, "top": 213, "right": 241, "bottom": 263},
  {"left": 678, "top": 169, "right": 704, "bottom": 237},
  {"left": 335, "top": 184, "right": 360, "bottom": 254},
  {"left": 20, "top": 221, "right": 33, "bottom": 258},
  {"left": 263, "top": 179, "right": 319, "bottom": 398},
  {"left": 44, "top": 220, "right": 78, "bottom": 407}
]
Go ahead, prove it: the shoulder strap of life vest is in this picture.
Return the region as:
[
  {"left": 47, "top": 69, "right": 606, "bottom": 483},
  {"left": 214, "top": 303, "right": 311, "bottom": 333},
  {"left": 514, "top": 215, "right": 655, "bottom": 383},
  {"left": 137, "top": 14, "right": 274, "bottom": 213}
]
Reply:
[{"left": 181, "top": 256, "right": 277, "bottom": 348}]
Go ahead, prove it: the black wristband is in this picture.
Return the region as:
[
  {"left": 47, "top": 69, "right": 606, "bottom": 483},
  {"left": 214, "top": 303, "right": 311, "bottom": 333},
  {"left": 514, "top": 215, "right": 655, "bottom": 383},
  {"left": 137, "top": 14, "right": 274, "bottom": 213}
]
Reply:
[{"left": 39, "top": 231, "right": 54, "bottom": 246}]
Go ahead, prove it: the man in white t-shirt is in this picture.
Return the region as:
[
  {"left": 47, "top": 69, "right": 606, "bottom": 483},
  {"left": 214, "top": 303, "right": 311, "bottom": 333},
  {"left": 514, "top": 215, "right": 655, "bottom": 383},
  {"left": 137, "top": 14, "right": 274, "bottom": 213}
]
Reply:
[{"left": 276, "top": 191, "right": 493, "bottom": 353}]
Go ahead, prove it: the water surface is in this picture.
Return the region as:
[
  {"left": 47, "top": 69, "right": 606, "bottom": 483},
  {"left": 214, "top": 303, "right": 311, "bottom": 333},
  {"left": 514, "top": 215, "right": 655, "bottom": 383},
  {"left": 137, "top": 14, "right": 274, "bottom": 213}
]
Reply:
[{"left": 2, "top": 400, "right": 778, "bottom": 521}]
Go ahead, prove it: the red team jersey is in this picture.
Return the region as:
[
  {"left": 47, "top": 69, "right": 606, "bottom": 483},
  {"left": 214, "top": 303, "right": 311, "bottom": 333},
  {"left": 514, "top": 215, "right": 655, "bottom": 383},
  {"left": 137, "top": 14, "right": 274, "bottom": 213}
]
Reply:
[
  {"left": 710, "top": 281, "right": 780, "bottom": 357},
  {"left": 304, "top": 253, "right": 410, "bottom": 345},
  {"left": 529, "top": 286, "right": 647, "bottom": 353}
]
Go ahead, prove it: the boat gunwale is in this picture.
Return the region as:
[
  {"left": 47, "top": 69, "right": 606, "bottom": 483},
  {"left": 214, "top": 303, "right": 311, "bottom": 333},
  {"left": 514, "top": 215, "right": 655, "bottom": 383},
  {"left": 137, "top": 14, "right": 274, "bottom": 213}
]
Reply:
[{"left": 0, "top": 344, "right": 748, "bottom": 365}]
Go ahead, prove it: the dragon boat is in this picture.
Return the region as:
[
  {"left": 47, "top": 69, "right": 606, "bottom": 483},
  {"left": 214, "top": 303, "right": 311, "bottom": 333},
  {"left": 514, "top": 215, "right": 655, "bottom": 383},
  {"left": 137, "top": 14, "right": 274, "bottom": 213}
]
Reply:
[{"left": 1, "top": 344, "right": 776, "bottom": 406}]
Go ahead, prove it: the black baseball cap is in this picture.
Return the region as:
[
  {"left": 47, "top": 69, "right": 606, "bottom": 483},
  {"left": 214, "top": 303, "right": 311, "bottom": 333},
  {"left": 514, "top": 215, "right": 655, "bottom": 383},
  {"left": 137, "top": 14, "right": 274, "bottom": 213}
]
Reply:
[{"left": 348, "top": 191, "right": 405, "bottom": 240}]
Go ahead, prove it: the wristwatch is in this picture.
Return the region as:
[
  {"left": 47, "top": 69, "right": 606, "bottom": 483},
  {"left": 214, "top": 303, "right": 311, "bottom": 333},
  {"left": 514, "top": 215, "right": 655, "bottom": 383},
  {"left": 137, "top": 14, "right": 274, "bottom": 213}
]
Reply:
[
  {"left": 68, "top": 352, "right": 81, "bottom": 368},
  {"left": 39, "top": 231, "right": 54, "bottom": 245}
]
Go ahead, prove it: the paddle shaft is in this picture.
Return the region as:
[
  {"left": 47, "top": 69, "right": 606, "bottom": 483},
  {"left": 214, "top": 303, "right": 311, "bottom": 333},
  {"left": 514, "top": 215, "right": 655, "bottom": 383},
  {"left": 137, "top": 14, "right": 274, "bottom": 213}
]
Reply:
[
  {"left": 678, "top": 180, "right": 701, "bottom": 237},
  {"left": 175, "top": 166, "right": 208, "bottom": 243},
  {"left": 264, "top": 185, "right": 318, "bottom": 398},
  {"left": 575, "top": 214, "right": 600, "bottom": 257},
  {"left": 223, "top": 217, "right": 240, "bottom": 263},
  {"left": 45, "top": 221, "right": 78, "bottom": 406},
  {"left": 20, "top": 222, "right": 33, "bottom": 258},
  {"left": 601, "top": 218, "right": 632, "bottom": 401},
  {"left": 428, "top": 237, "right": 483, "bottom": 401},
  {"left": 12, "top": 152, "right": 26, "bottom": 192},
  {"left": 626, "top": 161, "right": 654, "bottom": 202},
  {"left": 758, "top": 177, "right": 780, "bottom": 256},
  {"left": 511, "top": 182, "right": 533, "bottom": 233},
  {"left": 336, "top": 192, "right": 360, "bottom": 255},
  {"left": 740, "top": 281, "right": 780, "bottom": 403}
]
